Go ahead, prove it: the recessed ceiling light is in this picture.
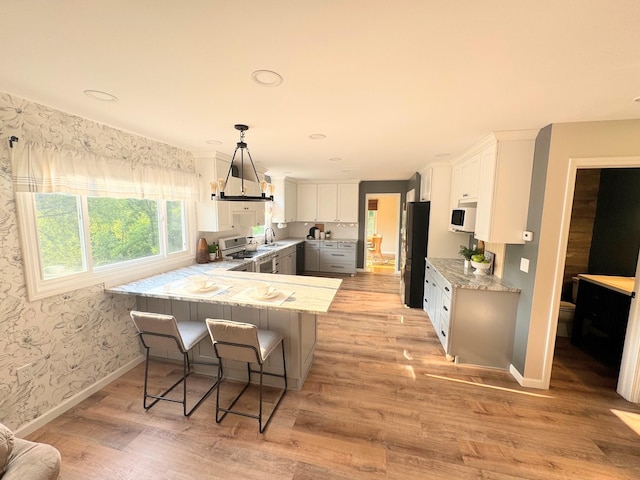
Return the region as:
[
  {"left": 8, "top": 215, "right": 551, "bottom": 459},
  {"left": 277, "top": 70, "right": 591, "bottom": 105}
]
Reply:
[
  {"left": 634, "top": 96, "right": 640, "bottom": 103},
  {"left": 83, "top": 89, "right": 118, "bottom": 102},
  {"left": 206, "top": 140, "right": 222, "bottom": 145},
  {"left": 251, "top": 70, "right": 283, "bottom": 87},
  {"left": 309, "top": 134, "right": 326, "bottom": 140},
  {"left": 328, "top": 157, "right": 342, "bottom": 162}
]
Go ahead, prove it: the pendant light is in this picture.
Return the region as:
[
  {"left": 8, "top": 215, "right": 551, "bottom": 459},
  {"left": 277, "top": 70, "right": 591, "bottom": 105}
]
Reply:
[{"left": 210, "top": 124, "right": 274, "bottom": 202}]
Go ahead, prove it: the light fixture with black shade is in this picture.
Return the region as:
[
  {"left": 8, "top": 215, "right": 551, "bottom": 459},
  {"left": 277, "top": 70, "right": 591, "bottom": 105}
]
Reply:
[{"left": 210, "top": 124, "right": 274, "bottom": 202}]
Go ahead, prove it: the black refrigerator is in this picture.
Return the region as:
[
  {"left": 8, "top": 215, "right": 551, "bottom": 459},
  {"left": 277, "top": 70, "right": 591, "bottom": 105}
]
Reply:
[{"left": 400, "top": 201, "right": 430, "bottom": 308}]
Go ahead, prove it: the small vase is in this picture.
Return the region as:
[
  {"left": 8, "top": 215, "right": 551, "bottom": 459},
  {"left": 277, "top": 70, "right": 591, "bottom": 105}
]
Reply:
[
  {"left": 196, "top": 238, "right": 209, "bottom": 264},
  {"left": 463, "top": 259, "right": 471, "bottom": 271},
  {"left": 209, "top": 253, "right": 217, "bottom": 261}
]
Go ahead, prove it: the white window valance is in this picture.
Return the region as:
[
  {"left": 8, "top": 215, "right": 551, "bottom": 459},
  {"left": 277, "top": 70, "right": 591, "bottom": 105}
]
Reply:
[{"left": 11, "top": 141, "right": 200, "bottom": 201}]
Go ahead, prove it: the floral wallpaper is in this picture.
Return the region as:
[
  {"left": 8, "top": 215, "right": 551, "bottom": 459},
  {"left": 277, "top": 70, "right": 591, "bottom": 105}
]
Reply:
[{"left": 0, "top": 92, "right": 196, "bottom": 431}]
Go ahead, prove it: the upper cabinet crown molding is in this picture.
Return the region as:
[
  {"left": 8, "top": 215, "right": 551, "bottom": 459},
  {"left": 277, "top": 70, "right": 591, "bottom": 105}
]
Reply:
[
  {"left": 295, "top": 179, "right": 360, "bottom": 185},
  {"left": 450, "top": 130, "right": 539, "bottom": 166}
]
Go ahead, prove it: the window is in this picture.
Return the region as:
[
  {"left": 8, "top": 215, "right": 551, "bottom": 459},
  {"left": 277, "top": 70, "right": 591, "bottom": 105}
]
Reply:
[
  {"left": 18, "top": 192, "right": 193, "bottom": 300},
  {"left": 251, "top": 225, "right": 266, "bottom": 237},
  {"left": 367, "top": 209, "right": 378, "bottom": 237}
]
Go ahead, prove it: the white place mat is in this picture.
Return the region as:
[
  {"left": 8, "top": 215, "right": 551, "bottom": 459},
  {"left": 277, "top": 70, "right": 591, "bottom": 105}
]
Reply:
[
  {"left": 163, "top": 283, "right": 232, "bottom": 299},
  {"left": 231, "top": 287, "right": 294, "bottom": 306}
]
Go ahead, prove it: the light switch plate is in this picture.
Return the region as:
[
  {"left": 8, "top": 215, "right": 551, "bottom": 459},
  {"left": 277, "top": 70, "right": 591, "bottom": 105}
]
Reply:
[{"left": 520, "top": 258, "right": 530, "bottom": 273}]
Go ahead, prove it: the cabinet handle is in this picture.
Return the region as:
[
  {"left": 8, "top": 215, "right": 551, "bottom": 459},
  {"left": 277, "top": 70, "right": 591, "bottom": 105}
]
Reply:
[
  {"left": 444, "top": 286, "right": 450, "bottom": 292},
  {"left": 441, "top": 330, "right": 446, "bottom": 337},
  {"left": 443, "top": 305, "right": 448, "bottom": 312}
]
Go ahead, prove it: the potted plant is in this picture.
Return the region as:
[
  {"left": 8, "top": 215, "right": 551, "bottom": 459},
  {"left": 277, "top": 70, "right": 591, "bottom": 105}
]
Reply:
[
  {"left": 325, "top": 230, "right": 332, "bottom": 239},
  {"left": 458, "top": 245, "right": 481, "bottom": 270}
]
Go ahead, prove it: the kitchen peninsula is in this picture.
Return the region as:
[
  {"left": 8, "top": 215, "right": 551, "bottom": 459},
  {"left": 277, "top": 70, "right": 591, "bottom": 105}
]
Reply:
[{"left": 106, "top": 266, "right": 342, "bottom": 389}]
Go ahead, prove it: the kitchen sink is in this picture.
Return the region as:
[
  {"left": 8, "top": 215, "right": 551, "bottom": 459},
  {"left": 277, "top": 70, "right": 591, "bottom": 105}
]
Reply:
[{"left": 260, "top": 243, "right": 280, "bottom": 249}]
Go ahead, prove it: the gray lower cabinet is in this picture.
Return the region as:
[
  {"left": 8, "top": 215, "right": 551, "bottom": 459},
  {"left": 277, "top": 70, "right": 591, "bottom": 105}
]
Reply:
[
  {"left": 424, "top": 259, "right": 519, "bottom": 369},
  {"left": 276, "top": 245, "right": 297, "bottom": 275},
  {"left": 305, "top": 240, "right": 356, "bottom": 274},
  {"left": 319, "top": 241, "right": 356, "bottom": 274}
]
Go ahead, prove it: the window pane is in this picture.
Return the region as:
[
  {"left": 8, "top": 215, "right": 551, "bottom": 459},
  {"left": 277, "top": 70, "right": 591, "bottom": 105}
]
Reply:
[
  {"left": 166, "top": 200, "right": 186, "bottom": 253},
  {"left": 35, "top": 193, "right": 85, "bottom": 278},
  {"left": 87, "top": 197, "right": 159, "bottom": 267}
]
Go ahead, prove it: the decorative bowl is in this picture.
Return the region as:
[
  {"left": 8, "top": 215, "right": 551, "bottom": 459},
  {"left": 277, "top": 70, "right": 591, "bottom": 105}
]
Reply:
[{"left": 470, "top": 261, "right": 492, "bottom": 275}]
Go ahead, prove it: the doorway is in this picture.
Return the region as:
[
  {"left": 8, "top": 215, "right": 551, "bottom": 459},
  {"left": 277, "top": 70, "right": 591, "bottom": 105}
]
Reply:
[
  {"left": 550, "top": 161, "right": 640, "bottom": 400},
  {"left": 364, "top": 193, "right": 400, "bottom": 274}
]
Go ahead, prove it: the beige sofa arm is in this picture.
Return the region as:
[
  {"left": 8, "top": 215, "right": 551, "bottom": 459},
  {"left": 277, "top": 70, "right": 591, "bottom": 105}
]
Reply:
[{"left": 1, "top": 423, "right": 60, "bottom": 480}]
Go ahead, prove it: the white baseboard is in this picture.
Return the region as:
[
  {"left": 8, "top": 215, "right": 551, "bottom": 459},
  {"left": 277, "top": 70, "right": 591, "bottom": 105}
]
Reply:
[
  {"left": 15, "top": 355, "right": 145, "bottom": 438},
  {"left": 509, "top": 364, "right": 549, "bottom": 389}
]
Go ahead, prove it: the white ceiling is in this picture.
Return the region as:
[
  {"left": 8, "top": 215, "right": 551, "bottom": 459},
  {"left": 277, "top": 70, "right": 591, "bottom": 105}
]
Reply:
[{"left": 2, "top": 1, "right": 639, "bottom": 181}]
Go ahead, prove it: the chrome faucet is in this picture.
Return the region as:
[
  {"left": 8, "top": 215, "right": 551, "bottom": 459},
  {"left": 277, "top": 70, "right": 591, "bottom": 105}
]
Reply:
[{"left": 265, "top": 227, "right": 276, "bottom": 244}]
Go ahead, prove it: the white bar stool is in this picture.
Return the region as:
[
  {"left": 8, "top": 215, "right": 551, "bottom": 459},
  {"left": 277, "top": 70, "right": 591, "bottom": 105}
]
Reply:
[{"left": 206, "top": 318, "right": 287, "bottom": 433}]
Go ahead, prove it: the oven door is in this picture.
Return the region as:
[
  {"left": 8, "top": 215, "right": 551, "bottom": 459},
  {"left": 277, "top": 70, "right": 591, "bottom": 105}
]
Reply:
[{"left": 256, "top": 256, "right": 276, "bottom": 274}]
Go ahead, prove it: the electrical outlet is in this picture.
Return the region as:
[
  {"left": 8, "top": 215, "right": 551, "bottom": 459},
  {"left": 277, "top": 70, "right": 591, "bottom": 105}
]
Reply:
[{"left": 17, "top": 364, "right": 32, "bottom": 385}]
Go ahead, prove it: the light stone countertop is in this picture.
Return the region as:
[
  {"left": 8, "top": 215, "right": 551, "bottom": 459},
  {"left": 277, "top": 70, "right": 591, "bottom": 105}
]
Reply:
[
  {"left": 105, "top": 267, "right": 342, "bottom": 314},
  {"left": 427, "top": 258, "right": 521, "bottom": 293},
  {"left": 303, "top": 238, "right": 357, "bottom": 243},
  {"left": 578, "top": 274, "right": 635, "bottom": 296}
]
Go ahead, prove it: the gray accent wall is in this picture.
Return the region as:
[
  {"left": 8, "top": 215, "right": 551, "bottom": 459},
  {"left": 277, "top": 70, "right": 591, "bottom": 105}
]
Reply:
[{"left": 503, "top": 125, "right": 552, "bottom": 374}]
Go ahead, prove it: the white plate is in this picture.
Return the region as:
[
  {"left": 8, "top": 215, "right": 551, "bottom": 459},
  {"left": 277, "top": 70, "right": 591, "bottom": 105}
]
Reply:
[
  {"left": 187, "top": 282, "right": 218, "bottom": 293},
  {"left": 249, "top": 286, "right": 279, "bottom": 300}
]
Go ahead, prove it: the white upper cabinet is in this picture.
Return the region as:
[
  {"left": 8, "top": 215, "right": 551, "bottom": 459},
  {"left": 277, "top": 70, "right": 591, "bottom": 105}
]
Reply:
[
  {"left": 195, "top": 152, "right": 266, "bottom": 231},
  {"left": 194, "top": 153, "right": 233, "bottom": 232},
  {"left": 317, "top": 184, "right": 338, "bottom": 221},
  {"left": 297, "top": 182, "right": 360, "bottom": 222},
  {"left": 271, "top": 178, "right": 297, "bottom": 223},
  {"left": 419, "top": 166, "right": 433, "bottom": 201},
  {"left": 297, "top": 184, "right": 319, "bottom": 221},
  {"left": 336, "top": 183, "right": 359, "bottom": 222},
  {"left": 451, "top": 131, "right": 537, "bottom": 244},
  {"left": 452, "top": 152, "right": 481, "bottom": 204}
]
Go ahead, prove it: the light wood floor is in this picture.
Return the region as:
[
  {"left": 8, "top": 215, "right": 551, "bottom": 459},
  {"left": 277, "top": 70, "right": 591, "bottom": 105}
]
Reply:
[{"left": 28, "top": 272, "right": 640, "bottom": 479}]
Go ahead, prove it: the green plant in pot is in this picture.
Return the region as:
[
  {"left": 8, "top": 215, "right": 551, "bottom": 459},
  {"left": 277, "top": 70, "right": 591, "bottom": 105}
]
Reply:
[{"left": 459, "top": 245, "right": 482, "bottom": 270}]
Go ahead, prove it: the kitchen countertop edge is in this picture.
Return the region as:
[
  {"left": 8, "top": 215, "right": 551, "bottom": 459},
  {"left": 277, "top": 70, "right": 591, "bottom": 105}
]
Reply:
[{"left": 427, "top": 258, "right": 521, "bottom": 293}]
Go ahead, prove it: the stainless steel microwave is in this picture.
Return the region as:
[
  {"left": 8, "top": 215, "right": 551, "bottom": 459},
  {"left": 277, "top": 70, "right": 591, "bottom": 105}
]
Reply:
[{"left": 450, "top": 207, "right": 476, "bottom": 233}]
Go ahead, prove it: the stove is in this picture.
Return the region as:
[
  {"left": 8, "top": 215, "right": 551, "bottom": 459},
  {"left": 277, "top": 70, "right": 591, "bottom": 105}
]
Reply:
[
  {"left": 218, "top": 234, "right": 278, "bottom": 274},
  {"left": 218, "top": 235, "right": 262, "bottom": 259},
  {"left": 226, "top": 250, "right": 261, "bottom": 260}
]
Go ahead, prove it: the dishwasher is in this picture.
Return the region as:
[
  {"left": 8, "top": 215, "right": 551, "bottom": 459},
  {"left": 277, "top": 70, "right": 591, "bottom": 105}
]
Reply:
[{"left": 296, "top": 242, "right": 305, "bottom": 274}]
